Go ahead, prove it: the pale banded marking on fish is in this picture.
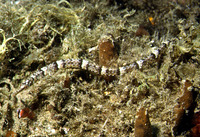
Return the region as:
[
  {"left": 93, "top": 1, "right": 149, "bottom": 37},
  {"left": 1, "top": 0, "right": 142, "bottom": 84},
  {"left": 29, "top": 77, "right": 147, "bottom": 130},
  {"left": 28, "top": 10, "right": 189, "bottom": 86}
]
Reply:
[{"left": 13, "top": 44, "right": 167, "bottom": 96}]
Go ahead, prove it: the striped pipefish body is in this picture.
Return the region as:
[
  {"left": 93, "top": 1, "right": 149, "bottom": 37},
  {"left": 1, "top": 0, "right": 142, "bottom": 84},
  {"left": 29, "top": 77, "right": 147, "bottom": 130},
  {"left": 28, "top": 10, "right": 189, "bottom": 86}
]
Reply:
[{"left": 13, "top": 43, "right": 167, "bottom": 96}]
